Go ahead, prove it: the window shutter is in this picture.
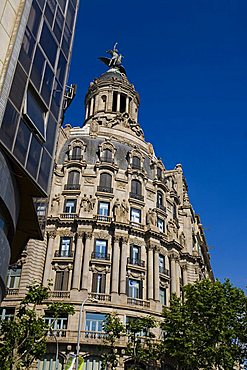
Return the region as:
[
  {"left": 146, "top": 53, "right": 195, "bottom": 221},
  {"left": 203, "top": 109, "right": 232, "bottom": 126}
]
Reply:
[
  {"left": 62, "top": 270, "right": 69, "bottom": 290},
  {"left": 101, "top": 274, "right": 106, "bottom": 293},
  {"left": 92, "top": 273, "right": 97, "bottom": 292}
]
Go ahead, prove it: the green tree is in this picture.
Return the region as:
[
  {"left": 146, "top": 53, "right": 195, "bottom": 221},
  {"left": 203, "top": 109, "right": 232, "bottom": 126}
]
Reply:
[
  {"left": 102, "top": 313, "right": 125, "bottom": 369},
  {"left": 160, "top": 279, "right": 247, "bottom": 370},
  {"left": 0, "top": 282, "right": 74, "bottom": 370}
]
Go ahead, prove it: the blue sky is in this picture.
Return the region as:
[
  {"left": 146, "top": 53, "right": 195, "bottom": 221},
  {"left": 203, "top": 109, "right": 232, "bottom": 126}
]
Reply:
[{"left": 65, "top": 0, "right": 247, "bottom": 291}]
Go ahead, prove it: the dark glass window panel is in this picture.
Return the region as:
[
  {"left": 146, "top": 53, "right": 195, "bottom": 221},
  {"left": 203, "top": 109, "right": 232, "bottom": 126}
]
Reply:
[
  {"left": 40, "top": 22, "right": 57, "bottom": 66},
  {"left": 31, "top": 47, "right": 45, "bottom": 90},
  {"left": 26, "top": 135, "right": 42, "bottom": 179},
  {"left": 53, "top": 6, "right": 64, "bottom": 43},
  {"left": 67, "top": 170, "right": 79, "bottom": 184},
  {"left": 45, "top": 113, "right": 57, "bottom": 155},
  {"left": 50, "top": 79, "right": 62, "bottom": 119},
  {"left": 44, "top": 3, "right": 54, "bottom": 27},
  {"left": 58, "top": 0, "right": 66, "bottom": 12},
  {"left": 18, "top": 28, "right": 35, "bottom": 74},
  {"left": 36, "top": 0, "right": 45, "bottom": 11},
  {"left": 132, "top": 156, "right": 141, "bottom": 169},
  {"left": 0, "top": 101, "right": 19, "bottom": 149},
  {"left": 25, "top": 87, "right": 46, "bottom": 137},
  {"left": 27, "top": 0, "right": 41, "bottom": 37},
  {"left": 70, "top": 0, "right": 76, "bottom": 9},
  {"left": 41, "top": 63, "right": 54, "bottom": 106},
  {"left": 38, "top": 149, "right": 52, "bottom": 191},
  {"left": 120, "top": 94, "right": 126, "bottom": 113},
  {"left": 61, "top": 24, "right": 71, "bottom": 57},
  {"left": 66, "top": 2, "right": 75, "bottom": 30},
  {"left": 56, "top": 52, "right": 67, "bottom": 86},
  {"left": 9, "top": 63, "right": 27, "bottom": 111},
  {"left": 99, "top": 173, "right": 112, "bottom": 188},
  {"left": 13, "top": 120, "right": 31, "bottom": 165},
  {"left": 112, "top": 91, "right": 117, "bottom": 112}
]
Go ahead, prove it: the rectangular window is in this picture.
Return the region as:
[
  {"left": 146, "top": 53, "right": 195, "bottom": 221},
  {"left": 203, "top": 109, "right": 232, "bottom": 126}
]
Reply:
[
  {"left": 6, "top": 268, "right": 21, "bottom": 289},
  {"left": 159, "top": 255, "right": 165, "bottom": 274},
  {"left": 130, "top": 208, "right": 141, "bottom": 223},
  {"left": 94, "top": 240, "right": 107, "bottom": 259},
  {"left": 54, "top": 270, "right": 69, "bottom": 291},
  {"left": 92, "top": 273, "right": 106, "bottom": 294},
  {"left": 59, "top": 237, "right": 72, "bottom": 256},
  {"left": 24, "top": 87, "right": 47, "bottom": 138},
  {"left": 98, "top": 202, "right": 109, "bottom": 216},
  {"left": 157, "top": 217, "right": 164, "bottom": 232},
  {"left": 0, "top": 308, "right": 15, "bottom": 321},
  {"left": 40, "top": 22, "right": 57, "bottom": 65},
  {"left": 159, "top": 288, "right": 166, "bottom": 305},
  {"left": 13, "top": 119, "right": 31, "bottom": 165},
  {"left": 44, "top": 314, "right": 68, "bottom": 337},
  {"left": 128, "top": 279, "right": 141, "bottom": 299},
  {"left": 64, "top": 199, "right": 77, "bottom": 213},
  {"left": 85, "top": 312, "right": 106, "bottom": 338},
  {"left": 130, "top": 245, "right": 141, "bottom": 265}
]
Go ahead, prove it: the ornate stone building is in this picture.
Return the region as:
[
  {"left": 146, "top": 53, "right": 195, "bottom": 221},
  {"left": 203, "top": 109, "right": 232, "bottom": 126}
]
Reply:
[{"left": 1, "top": 46, "right": 213, "bottom": 369}]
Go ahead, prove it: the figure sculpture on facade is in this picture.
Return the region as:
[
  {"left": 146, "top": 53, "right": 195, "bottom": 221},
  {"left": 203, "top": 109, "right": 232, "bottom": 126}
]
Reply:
[
  {"left": 98, "top": 43, "right": 126, "bottom": 74},
  {"left": 113, "top": 198, "right": 121, "bottom": 222},
  {"left": 147, "top": 208, "right": 157, "bottom": 226},
  {"left": 167, "top": 220, "right": 178, "bottom": 240},
  {"left": 120, "top": 199, "right": 129, "bottom": 222},
  {"left": 179, "top": 231, "right": 186, "bottom": 247},
  {"left": 51, "top": 194, "right": 60, "bottom": 214},
  {"left": 80, "top": 194, "right": 95, "bottom": 213}
]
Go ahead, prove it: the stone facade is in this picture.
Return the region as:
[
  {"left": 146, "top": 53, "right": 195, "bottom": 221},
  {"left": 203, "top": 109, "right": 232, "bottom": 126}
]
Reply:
[{"left": 1, "top": 63, "right": 213, "bottom": 369}]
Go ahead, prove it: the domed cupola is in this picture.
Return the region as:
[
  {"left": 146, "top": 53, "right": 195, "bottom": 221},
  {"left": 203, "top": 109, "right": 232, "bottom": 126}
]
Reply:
[{"left": 83, "top": 44, "right": 144, "bottom": 141}]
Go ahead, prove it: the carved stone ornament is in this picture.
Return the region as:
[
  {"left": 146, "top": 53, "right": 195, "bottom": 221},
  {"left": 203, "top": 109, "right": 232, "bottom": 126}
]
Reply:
[
  {"left": 147, "top": 190, "right": 154, "bottom": 201},
  {"left": 90, "top": 265, "right": 109, "bottom": 273},
  {"left": 90, "top": 119, "right": 99, "bottom": 135},
  {"left": 53, "top": 263, "right": 72, "bottom": 271},
  {"left": 160, "top": 281, "right": 169, "bottom": 289},
  {"left": 57, "top": 230, "right": 74, "bottom": 237},
  {"left": 129, "top": 238, "right": 143, "bottom": 247},
  {"left": 127, "top": 270, "right": 144, "bottom": 279},
  {"left": 113, "top": 198, "right": 129, "bottom": 223},
  {"left": 47, "top": 230, "right": 56, "bottom": 239},
  {"left": 122, "top": 236, "right": 129, "bottom": 244},
  {"left": 84, "top": 177, "right": 94, "bottom": 185},
  {"left": 94, "top": 231, "right": 109, "bottom": 240},
  {"left": 85, "top": 232, "right": 93, "bottom": 240},
  {"left": 80, "top": 194, "right": 96, "bottom": 213},
  {"left": 116, "top": 182, "right": 126, "bottom": 191}
]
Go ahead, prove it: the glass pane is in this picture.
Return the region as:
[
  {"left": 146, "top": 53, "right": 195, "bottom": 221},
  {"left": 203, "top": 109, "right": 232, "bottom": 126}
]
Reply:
[
  {"left": 25, "top": 87, "right": 46, "bottom": 137},
  {"left": 38, "top": 149, "right": 52, "bottom": 192},
  {"left": 40, "top": 22, "right": 57, "bottom": 65},
  {"left": 56, "top": 51, "right": 67, "bottom": 86},
  {"left": 66, "top": 2, "right": 75, "bottom": 30},
  {"left": 9, "top": 63, "right": 27, "bottom": 111},
  {"left": 31, "top": 47, "right": 45, "bottom": 90},
  {"left": 44, "top": 113, "right": 57, "bottom": 155},
  {"left": 19, "top": 28, "right": 35, "bottom": 73},
  {"left": 26, "top": 135, "right": 42, "bottom": 179},
  {"left": 98, "top": 202, "right": 109, "bottom": 216},
  {"left": 41, "top": 63, "right": 54, "bottom": 106},
  {"left": 53, "top": 6, "right": 64, "bottom": 43},
  {"left": 27, "top": 0, "right": 42, "bottom": 37},
  {"left": 13, "top": 119, "right": 31, "bottom": 165},
  {"left": 0, "top": 101, "right": 19, "bottom": 150}
]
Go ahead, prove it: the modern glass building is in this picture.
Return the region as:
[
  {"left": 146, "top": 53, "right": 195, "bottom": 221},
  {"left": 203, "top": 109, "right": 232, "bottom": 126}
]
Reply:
[{"left": 0, "top": 0, "right": 79, "bottom": 300}]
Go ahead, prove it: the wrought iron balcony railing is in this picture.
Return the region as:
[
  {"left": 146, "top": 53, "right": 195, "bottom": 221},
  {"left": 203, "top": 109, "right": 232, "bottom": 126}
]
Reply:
[
  {"left": 54, "top": 250, "right": 74, "bottom": 258},
  {"left": 159, "top": 266, "right": 170, "bottom": 276},
  {"left": 91, "top": 252, "right": 110, "bottom": 260},
  {"left": 6, "top": 288, "right": 19, "bottom": 295},
  {"left": 96, "top": 215, "right": 112, "bottom": 222},
  {"left": 64, "top": 184, "right": 80, "bottom": 190},
  {"left": 60, "top": 213, "right": 78, "bottom": 219},
  {"left": 97, "top": 186, "right": 113, "bottom": 193},
  {"left": 127, "top": 257, "right": 145, "bottom": 267},
  {"left": 129, "top": 192, "right": 144, "bottom": 201}
]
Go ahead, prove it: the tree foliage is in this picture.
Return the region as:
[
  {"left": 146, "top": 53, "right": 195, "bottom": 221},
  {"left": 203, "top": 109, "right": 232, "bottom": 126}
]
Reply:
[
  {"left": 160, "top": 279, "right": 247, "bottom": 370},
  {"left": 0, "top": 283, "right": 74, "bottom": 370}
]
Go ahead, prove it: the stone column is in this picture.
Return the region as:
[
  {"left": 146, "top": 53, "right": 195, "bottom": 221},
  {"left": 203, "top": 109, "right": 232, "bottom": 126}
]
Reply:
[
  {"left": 126, "top": 96, "right": 129, "bottom": 113},
  {"left": 72, "top": 231, "right": 84, "bottom": 290},
  {"left": 81, "top": 232, "right": 92, "bottom": 291},
  {"left": 120, "top": 237, "right": 128, "bottom": 295},
  {"left": 116, "top": 93, "right": 121, "bottom": 112},
  {"left": 85, "top": 103, "right": 89, "bottom": 119},
  {"left": 147, "top": 245, "right": 154, "bottom": 300},
  {"left": 170, "top": 254, "right": 177, "bottom": 295},
  {"left": 43, "top": 231, "right": 57, "bottom": 286},
  {"left": 154, "top": 246, "right": 160, "bottom": 301},
  {"left": 176, "top": 258, "right": 181, "bottom": 297},
  {"left": 89, "top": 97, "right": 94, "bottom": 116},
  {"left": 181, "top": 263, "right": 188, "bottom": 286},
  {"left": 111, "top": 236, "right": 120, "bottom": 294}
]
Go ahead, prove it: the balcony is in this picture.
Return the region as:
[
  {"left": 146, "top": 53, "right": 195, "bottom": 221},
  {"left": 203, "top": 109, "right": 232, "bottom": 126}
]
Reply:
[
  {"left": 127, "top": 257, "right": 145, "bottom": 267},
  {"left": 48, "top": 291, "right": 70, "bottom": 299},
  {"left": 84, "top": 330, "right": 108, "bottom": 340},
  {"left": 46, "top": 328, "right": 67, "bottom": 337},
  {"left": 6, "top": 288, "right": 19, "bottom": 295},
  {"left": 97, "top": 186, "right": 113, "bottom": 193},
  {"left": 127, "top": 298, "right": 150, "bottom": 308},
  {"left": 54, "top": 250, "right": 74, "bottom": 258},
  {"left": 60, "top": 213, "right": 78, "bottom": 219},
  {"left": 64, "top": 184, "right": 80, "bottom": 190},
  {"left": 88, "top": 292, "right": 111, "bottom": 302},
  {"left": 95, "top": 215, "right": 112, "bottom": 223},
  {"left": 91, "top": 252, "right": 110, "bottom": 260},
  {"left": 159, "top": 266, "right": 170, "bottom": 276},
  {"left": 129, "top": 192, "right": 144, "bottom": 201},
  {"left": 156, "top": 203, "right": 166, "bottom": 212}
]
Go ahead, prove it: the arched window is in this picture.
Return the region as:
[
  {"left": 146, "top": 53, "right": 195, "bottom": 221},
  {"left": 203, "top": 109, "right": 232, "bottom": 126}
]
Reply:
[
  {"left": 71, "top": 146, "right": 82, "bottom": 160},
  {"left": 65, "top": 170, "right": 80, "bottom": 190},
  {"left": 132, "top": 156, "right": 141, "bottom": 169},
  {"left": 102, "top": 148, "right": 113, "bottom": 163},
  {"left": 98, "top": 173, "right": 113, "bottom": 193},
  {"left": 130, "top": 179, "right": 143, "bottom": 200}
]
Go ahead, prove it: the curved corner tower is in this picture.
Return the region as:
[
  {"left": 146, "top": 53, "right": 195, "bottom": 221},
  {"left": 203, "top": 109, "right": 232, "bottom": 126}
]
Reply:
[{"left": 1, "top": 45, "right": 213, "bottom": 369}]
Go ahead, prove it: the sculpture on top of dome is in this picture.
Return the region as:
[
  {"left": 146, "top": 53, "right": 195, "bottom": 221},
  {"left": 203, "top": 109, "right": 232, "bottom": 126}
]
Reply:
[{"left": 98, "top": 43, "right": 126, "bottom": 74}]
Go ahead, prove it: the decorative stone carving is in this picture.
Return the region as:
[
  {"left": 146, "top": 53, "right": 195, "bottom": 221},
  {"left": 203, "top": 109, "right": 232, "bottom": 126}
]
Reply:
[
  {"left": 113, "top": 199, "right": 129, "bottom": 223},
  {"left": 146, "top": 208, "right": 157, "bottom": 226},
  {"left": 90, "top": 119, "right": 99, "bottom": 136},
  {"left": 51, "top": 194, "right": 60, "bottom": 214},
  {"left": 116, "top": 181, "right": 126, "bottom": 191},
  {"left": 94, "top": 231, "right": 109, "bottom": 240},
  {"left": 179, "top": 231, "right": 186, "bottom": 247},
  {"left": 47, "top": 230, "right": 56, "bottom": 239},
  {"left": 80, "top": 194, "right": 96, "bottom": 213},
  {"left": 167, "top": 220, "right": 178, "bottom": 240},
  {"left": 85, "top": 232, "right": 93, "bottom": 240},
  {"left": 147, "top": 190, "right": 154, "bottom": 201},
  {"left": 84, "top": 177, "right": 94, "bottom": 185}
]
